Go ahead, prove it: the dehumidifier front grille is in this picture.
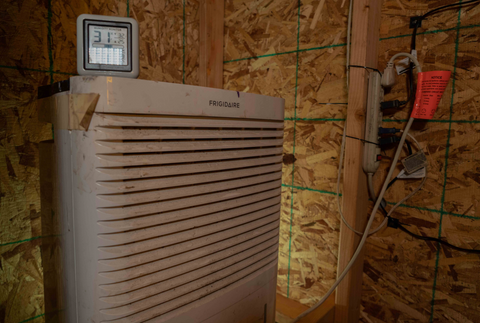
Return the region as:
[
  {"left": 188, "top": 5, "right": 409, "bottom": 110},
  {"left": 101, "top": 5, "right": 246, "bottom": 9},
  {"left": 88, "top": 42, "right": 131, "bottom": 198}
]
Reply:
[{"left": 93, "top": 113, "right": 283, "bottom": 322}]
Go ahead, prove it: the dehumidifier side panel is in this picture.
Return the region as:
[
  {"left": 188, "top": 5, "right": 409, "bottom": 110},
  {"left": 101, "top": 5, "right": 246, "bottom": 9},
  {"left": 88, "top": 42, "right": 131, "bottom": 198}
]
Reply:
[
  {"left": 68, "top": 128, "right": 102, "bottom": 323},
  {"left": 40, "top": 141, "right": 68, "bottom": 323},
  {"left": 39, "top": 93, "right": 78, "bottom": 323}
]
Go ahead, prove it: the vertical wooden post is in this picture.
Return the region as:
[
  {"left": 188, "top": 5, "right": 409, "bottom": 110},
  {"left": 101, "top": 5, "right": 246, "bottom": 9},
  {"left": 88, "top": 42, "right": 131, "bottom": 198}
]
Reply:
[
  {"left": 199, "top": 0, "right": 224, "bottom": 89},
  {"left": 335, "top": 0, "right": 381, "bottom": 322}
]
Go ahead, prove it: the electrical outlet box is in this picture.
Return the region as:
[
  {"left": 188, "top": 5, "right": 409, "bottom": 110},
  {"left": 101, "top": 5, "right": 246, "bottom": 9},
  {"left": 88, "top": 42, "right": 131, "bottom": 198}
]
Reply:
[{"left": 363, "top": 72, "right": 384, "bottom": 174}]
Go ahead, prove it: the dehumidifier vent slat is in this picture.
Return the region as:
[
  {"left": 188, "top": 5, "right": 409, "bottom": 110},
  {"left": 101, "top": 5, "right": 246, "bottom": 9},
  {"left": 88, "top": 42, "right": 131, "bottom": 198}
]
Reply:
[
  {"left": 98, "top": 239, "right": 279, "bottom": 304},
  {"left": 95, "top": 128, "right": 283, "bottom": 140},
  {"left": 96, "top": 173, "right": 281, "bottom": 207},
  {"left": 99, "top": 255, "right": 278, "bottom": 323},
  {"left": 96, "top": 147, "right": 283, "bottom": 167},
  {"left": 95, "top": 156, "right": 281, "bottom": 180},
  {"left": 98, "top": 230, "right": 279, "bottom": 286},
  {"left": 97, "top": 211, "right": 279, "bottom": 259},
  {"left": 140, "top": 260, "right": 278, "bottom": 323},
  {"left": 98, "top": 222, "right": 279, "bottom": 274},
  {"left": 97, "top": 193, "right": 280, "bottom": 233},
  {"left": 95, "top": 113, "right": 284, "bottom": 129},
  {"left": 96, "top": 164, "right": 281, "bottom": 194},
  {"left": 97, "top": 182, "right": 281, "bottom": 220},
  {"left": 97, "top": 197, "right": 281, "bottom": 245},
  {"left": 95, "top": 138, "right": 283, "bottom": 154},
  {"left": 94, "top": 113, "right": 282, "bottom": 322}
]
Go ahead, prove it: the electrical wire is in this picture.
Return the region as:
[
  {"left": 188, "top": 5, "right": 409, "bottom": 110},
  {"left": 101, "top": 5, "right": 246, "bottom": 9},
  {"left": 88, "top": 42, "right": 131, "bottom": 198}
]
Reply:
[
  {"left": 339, "top": 122, "right": 425, "bottom": 236},
  {"left": 421, "top": 0, "right": 479, "bottom": 19},
  {"left": 384, "top": 133, "right": 422, "bottom": 196},
  {"left": 369, "top": 133, "right": 427, "bottom": 235},
  {"left": 346, "top": 0, "right": 353, "bottom": 87},
  {"left": 406, "top": 1, "right": 480, "bottom": 105},
  {"left": 410, "top": 2, "right": 478, "bottom": 52},
  {"left": 291, "top": 2, "right": 478, "bottom": 320},
  {"left": 406, "top": 132, "right": 421, "bottom": 150},
  {"left": 335, "top": 0, "right": 366, "bottom": 236},
  {"left": 388, "top": 52, "right": 421, "bottom": 70},
  {"left": 383, "top": 132, "right": 480, "bottom": 255},
  {"left": 294, "top": 117, "right": 417, "bottom": 323},
  {"left": 373, "top": 173, "right": 427, "bottom": 236},
  {"left": 405, "top": 139, "right": 413, "bottom": 155},
  {"left": 387, "top": 172, "right": 427, "bottom": 218},
  {"left": 367, "top": 173, "right": 376, "bottom": 201},
  {"left": 336, "top": 0, "right": 387, "bottom": 237},
  {"left": 396, "top": 222, "right": 480, "bottom": 254},
  {"left": 293, "top": 54, "right": 423, "bottom": 322},
  {"left": 336, "top": 129, "right": 385, "bottom": 236}
]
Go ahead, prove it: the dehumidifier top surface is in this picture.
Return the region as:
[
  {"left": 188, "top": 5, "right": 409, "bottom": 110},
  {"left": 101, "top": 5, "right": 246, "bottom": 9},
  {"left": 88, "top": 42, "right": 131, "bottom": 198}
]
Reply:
[{"left": 69, "top": 76, "right": 285, "bottom": 121}]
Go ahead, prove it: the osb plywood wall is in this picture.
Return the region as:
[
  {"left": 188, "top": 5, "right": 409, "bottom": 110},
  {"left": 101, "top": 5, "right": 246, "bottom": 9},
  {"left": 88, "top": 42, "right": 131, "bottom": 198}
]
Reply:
[
  {"left": 0, "top": 1, "right": 198, "bottom": 322},
  {"left": 0, "top": 0, "right": 479, "bottom": 322}
]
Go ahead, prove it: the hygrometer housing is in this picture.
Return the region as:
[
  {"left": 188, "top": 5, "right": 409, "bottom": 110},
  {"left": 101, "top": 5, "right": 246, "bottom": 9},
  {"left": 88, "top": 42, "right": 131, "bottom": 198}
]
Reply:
[{"left": 77, "top": 14, "right": 139, "bottom": 78}]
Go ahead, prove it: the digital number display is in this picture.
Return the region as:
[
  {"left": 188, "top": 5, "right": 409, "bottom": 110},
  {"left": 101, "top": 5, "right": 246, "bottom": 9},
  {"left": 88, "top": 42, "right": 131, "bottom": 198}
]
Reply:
[{"left": 88, "top": 25, "right": 128, "bottom": 66}]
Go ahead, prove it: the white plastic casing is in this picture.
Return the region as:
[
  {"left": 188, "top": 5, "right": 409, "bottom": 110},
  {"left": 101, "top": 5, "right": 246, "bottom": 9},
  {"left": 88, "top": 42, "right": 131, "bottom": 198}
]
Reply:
[
  {"left": 77, "top": 14, "right": 139, "bottom": 78},
  {"left": 381, "top": 62, "right": 396, "bottom": 88},
  {"left": 363, "top": 72, "right": 384, "bottom": 174},
  {"left": 39, "top": 77, "right": 284, "bottom": 323}
]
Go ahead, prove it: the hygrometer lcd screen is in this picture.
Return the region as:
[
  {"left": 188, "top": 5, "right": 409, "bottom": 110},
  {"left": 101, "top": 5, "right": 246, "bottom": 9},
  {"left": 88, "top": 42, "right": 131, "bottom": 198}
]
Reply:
[
  {"left": 88, "top": 25, "right": 128, "bottom": 66},
  {"left": 82, "top": 19, "right": 133, "bottom": 73}
]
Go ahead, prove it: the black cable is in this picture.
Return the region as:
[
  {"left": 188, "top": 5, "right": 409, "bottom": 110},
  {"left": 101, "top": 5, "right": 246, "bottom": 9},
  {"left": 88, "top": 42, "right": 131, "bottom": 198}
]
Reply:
[
  {"left": 387, "top": 177, "right": 398, "bottom": 190},
  {"left": 405, "top": 0, "right": 480, "bottom": 107},
  {"left": 346, "top": 135, "right": 378, "bottom": 146},
  {"left": 348, "top": 65, "right": 382, "bottom": 76},
  {"left": 375, "top": 0, "right": 480, "bottom": 254},
  {"left": 380, "top": 139, "right": 413, "bottom": 191},
  {"left": 401, "top": 68, "right": 414, "bottom": 107},
  {"left": 380, "top": 204, "right": 388, "bottom": 217},
  {"left": 412, "top": 0, "right": 479, "bottom": 50},
  {"left": 421, "top": 0, "right": 480, "bottom": 19},
  {"left": 405, "top": 140, "right": 413, "bottom": 155},
  {"left": 397, "top": 221, "right": 480, "bottom": 254}
]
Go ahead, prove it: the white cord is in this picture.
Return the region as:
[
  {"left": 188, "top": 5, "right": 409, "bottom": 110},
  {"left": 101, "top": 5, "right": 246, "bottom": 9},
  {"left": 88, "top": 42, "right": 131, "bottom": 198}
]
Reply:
[
  {"left": 374, "top": 169, "right": 428, "bottom": 231},
  {"left": 336, "top": 126, "right": 387, "bottom": 236},
  {"left": 291, "top": 13, "right": 426, "bottom": 323},
  {"left": 293, "top": 118, "right": 416, "bottom": 322},
  {"left": 368, "top": 167, "right": 428, "bottom": 235},
  {"left": 294, "top": 53, "right": 422, "bottom": 320},
  {"left": 387, "top": 173, "right": 427, "bottom": 217},
  {"left": 346, "top": 0, "right": 353, "bottom": 87},
  {"left": 405, "top": 131, "right": 422, "bottom": 149},
  {"left": 367, "top": 173, "right": 376, "bottom": 201},
  {"left": 366, "top": 173, "right": 387, "bottom": 234},
  {"left": 388, "top": 52, "right": 422, "bottom": 70},
  {"left": 384, "top": 130, "right": 427, "bottom": 216},
  {"left": 336, "top": 148, "right": 385, "bottom": 236},
  {"left": 337, "top": 0, "right": 387, "bottom": 237}
]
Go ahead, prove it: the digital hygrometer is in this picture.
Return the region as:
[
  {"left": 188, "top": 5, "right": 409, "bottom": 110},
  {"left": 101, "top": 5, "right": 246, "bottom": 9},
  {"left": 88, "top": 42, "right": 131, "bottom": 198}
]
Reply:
[{"left": 77, "top": 14, "right": 139, "bottom": 78}]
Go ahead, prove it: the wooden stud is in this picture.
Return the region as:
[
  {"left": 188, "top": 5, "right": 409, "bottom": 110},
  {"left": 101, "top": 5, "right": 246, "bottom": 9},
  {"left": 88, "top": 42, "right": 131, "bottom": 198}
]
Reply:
[
  {"left": 199, "top": 0, "right": 224, "bottom": 89},
  {"left": 335, "top": 0, "right": 381, "bottom": 322}
]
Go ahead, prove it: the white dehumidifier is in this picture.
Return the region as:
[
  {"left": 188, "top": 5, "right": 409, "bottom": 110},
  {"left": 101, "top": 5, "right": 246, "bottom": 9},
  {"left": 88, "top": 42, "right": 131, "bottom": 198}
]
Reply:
[{"left": 39, "top": 76, "right": 284, "bottom": 323}]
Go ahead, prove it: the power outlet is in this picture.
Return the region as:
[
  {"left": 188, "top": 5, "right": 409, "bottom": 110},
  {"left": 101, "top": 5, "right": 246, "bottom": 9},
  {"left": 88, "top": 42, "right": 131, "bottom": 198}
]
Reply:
[{"left": 363, "top": 72, "right": 384, "bottom": 174}]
